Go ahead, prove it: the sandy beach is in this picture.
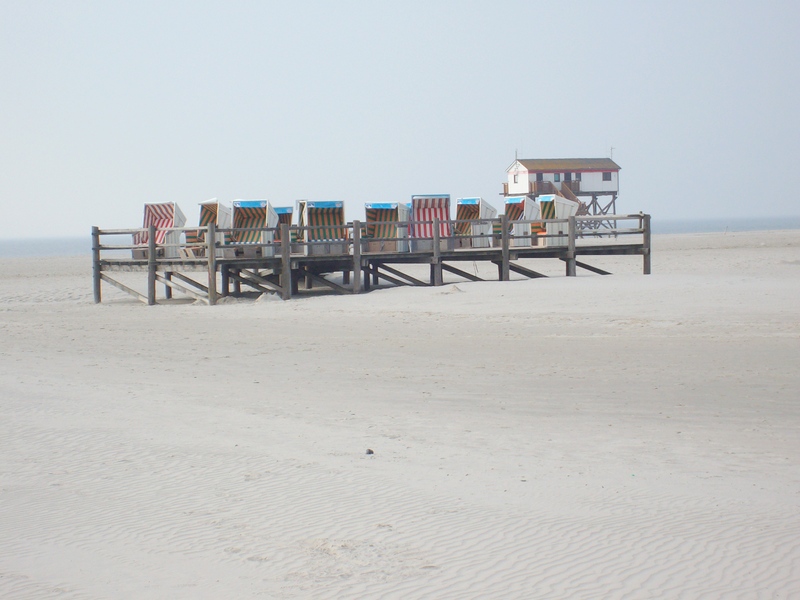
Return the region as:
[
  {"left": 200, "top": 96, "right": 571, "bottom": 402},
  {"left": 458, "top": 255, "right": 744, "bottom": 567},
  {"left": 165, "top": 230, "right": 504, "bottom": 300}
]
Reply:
[{"left": 1, "top": 230, "right": 798, "bottom": 599}]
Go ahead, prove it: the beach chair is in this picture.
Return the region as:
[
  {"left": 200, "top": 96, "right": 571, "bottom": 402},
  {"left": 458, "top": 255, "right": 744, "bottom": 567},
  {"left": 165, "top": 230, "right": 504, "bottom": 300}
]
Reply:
[
  {"left": 410, "top": 195, "right": 453, "bottom": 252},
  {"left": 538, "top": 194, "right": 579, "bottom": 247},
  {"left": 184, "top": 199, "right": 233, "bottom": 258},
  {"left": 301, "top": 201, "right": 348, "bottom": 256},
  {"left": 504, "top": 196, "right": 542, "bottom": 247},
  {"left": 132, "top": 202, "right": 186, "bottom": 259},
  {"left": 365, "top": 203, "right": 410, "bottom": 252},
  {"left": 455, "top": 197, "right": 497, "bottom": 248},
  {"left": 231, "top": 200, "right": 279, "bottom": 258}
]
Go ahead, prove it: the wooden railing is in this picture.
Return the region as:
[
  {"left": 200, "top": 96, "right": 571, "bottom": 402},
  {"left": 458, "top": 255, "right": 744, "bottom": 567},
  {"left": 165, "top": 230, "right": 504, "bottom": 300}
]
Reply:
[{"left": 92, "top": 213, "right": 651, "bottom": 304}]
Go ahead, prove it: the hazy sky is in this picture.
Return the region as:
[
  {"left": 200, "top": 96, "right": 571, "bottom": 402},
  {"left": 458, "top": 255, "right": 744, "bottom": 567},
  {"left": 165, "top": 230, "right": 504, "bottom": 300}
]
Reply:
[{"left": 1, "top": 1, "right": 798, "bottom": 239}]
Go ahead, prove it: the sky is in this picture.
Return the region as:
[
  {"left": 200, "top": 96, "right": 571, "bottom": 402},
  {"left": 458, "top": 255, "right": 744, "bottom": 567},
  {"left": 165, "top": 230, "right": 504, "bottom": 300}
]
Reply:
[{"left": 1, "top": 0, "right": 798, "bottom": 239}]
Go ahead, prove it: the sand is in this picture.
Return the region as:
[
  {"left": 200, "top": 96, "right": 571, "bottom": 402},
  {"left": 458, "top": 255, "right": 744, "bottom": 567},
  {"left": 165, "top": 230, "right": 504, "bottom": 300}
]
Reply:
[{"left": 1, "top": 230, "right": 798, "bottom": 598}]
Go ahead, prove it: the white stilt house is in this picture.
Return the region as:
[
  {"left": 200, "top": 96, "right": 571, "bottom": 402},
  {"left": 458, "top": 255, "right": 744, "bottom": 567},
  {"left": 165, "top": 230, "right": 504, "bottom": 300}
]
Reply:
[{"left": 503, "top": 158, "right": 620, "bottom": 220}]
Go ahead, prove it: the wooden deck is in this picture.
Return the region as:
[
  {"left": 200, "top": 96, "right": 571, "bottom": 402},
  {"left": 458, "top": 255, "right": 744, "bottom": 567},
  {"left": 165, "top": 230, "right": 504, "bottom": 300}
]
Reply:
[{"left": 92, "top": 214, "right": 651, "bottom": 305}]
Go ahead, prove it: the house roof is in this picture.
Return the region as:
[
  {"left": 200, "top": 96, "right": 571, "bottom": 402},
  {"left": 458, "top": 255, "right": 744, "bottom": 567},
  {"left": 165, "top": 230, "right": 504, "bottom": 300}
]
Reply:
[{"left": 513, "top": 158, "right": 620, "bottom": 172}]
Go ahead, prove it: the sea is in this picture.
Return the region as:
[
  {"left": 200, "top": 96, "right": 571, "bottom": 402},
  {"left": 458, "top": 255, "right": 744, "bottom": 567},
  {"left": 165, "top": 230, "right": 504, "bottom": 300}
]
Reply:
[{"left": 1, "top": 217, "right": 799, "bottom": 258}]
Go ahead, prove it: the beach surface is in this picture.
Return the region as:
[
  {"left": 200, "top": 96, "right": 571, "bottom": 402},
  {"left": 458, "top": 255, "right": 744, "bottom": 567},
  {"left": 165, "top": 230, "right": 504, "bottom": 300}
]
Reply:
[{"left": 1, "top": 231, "right": 798, "bottom": 598}]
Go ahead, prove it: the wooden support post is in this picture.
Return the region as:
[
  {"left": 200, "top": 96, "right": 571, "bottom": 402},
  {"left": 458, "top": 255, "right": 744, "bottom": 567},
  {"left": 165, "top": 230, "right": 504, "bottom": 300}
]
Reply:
[
  {"left": 147, "top": 224, "right": 157, "bottom": 305},
  {"left": 642, "top": 213, "right": 651, "bottom": 275},
  {"left": 164, "top": 272, "right": 173, "bottom": 299},
  {"left": 352, "top": 220, "right": 362, "bottom": 294},
  {"left": 280, "top": 223, "right": 292, "bottom": 299},
  {"left": 221, "top": 265, "right": 230, "bottom": 297},
  {"left": 92, "top": 226, "right": 101, "bottom": 303},
  {"left": 566, "top": 216, "right": 577, "bottom": 277},
  {"left": 363, "top": 263, "right": 371, "bottom": 291},
  {"left": 500, "top": 214, "right": 510, "bottom": 282},
  {"left": 431, "top": 217, "right": 443, "bottom": 286},
  {"left": 207, "top": 222, "right": 217, "bottom": 305}
]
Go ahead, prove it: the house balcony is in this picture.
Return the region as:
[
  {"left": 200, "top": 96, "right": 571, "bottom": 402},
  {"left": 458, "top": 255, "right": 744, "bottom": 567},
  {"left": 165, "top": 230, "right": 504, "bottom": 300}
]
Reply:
[
  {"left": 561, "top": 180, "right": 581, "bottom": 194},
  {"left": 529, "top": 181, "right": 559, "bottom": 196}
]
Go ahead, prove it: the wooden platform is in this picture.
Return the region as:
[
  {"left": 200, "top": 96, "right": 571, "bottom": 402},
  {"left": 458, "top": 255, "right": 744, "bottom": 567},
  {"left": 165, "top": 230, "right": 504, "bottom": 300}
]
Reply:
[{"left": 92, "top": 214, "right": 651, "bottom": 305}]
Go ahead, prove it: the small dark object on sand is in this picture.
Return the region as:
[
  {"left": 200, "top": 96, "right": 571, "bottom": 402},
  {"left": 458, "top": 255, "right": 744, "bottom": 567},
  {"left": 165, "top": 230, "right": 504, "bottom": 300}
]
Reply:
[{"left": 366, "top": 449, "right": 374, "bottom": 455}]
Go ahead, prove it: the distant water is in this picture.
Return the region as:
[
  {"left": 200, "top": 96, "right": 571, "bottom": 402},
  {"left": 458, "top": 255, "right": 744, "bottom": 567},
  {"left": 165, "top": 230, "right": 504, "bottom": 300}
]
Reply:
[
  {"left": 1, "top": 218, "right": 799, "bottom": 257},
  {"left": 0, "top": 237, "right": 91, "bottom": 258},
  {"left": 652, "top": 216, "right": 800, "bottom": 234}
]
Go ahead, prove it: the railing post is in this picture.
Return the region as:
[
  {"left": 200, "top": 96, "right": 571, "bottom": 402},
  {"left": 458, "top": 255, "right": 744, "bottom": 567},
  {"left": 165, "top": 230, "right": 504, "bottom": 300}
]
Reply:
[
  {"left": 147, "top": 224, "right": 157, "bottom": 305},
  {"left": 352, "top": 220, "right": 362, "bottom": 294},
  {"left": 92, "top": 226, "right": 101, "bottom": 303},
  {"left": 431, "top": 217, "right": 442, "bottom": 286},
  {"left": 281, "top": 223, "right": 292, "bottom": 300},
  {"left": 642, "top": 213, "right": 651, "bottom": 275},
  {"left": 566, "top": 216, "right": 577, "bottom": 277},
  {"left": 500, "top": 214, "right": 510, "bottom": 282},
  {"left": 207, "top": 222, "right": 217, "bottom": 305},
  {"left": 164, "top": 272, "right": 173, "bottom": 299}
]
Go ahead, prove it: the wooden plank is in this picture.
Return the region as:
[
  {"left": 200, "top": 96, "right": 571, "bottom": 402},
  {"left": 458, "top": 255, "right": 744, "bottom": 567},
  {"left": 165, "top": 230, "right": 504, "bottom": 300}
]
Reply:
[
  {"left": 441, "top": 263, "right": 484, "bottom": 282},
  {"left": 228, "top": 270, "right": 276, "bottom": 296},
  {"left": 492, "top": 260, "right": 548, "bottom": 279},
  {"left": 170, "top": 271, "right": 209, "bottom": 292},
  {"left": 155, "top": 273, "right": 209, "bottom": 303},
  {"left": 366, "top": 265, "right": 408, "bottom": 287},
  {"left": 302, "top": 269, "right": 349, "bottom": 294},
  {"left": 373, "top": 263, "right": 428, "bottom": 286},
  {"left": 100, "top": 273, "right": 148, "bottom": 304},
  {"left": 569, "top": 259, "right": 612, "bottom": 275},
  {"left": 237, "top": 269, "right": 284, "bottom": 293}
]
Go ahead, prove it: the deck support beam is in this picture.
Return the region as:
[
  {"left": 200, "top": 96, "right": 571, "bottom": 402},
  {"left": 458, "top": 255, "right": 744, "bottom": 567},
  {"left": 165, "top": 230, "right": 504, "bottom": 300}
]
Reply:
[
  {"left": 500, "top": 214, "right": 510, "bottom": 281},
  {"left": 441, "top": 263, "right": 484, "bottom": 282},
  {"left": 431, "top": 217, "right": 443, "bottom": 286},
  {"left": 559, "top": 259, "right": 611, "bottom": 275},
  {"left": 155, "top": 273, "right": 208, "bottom": 303},
  {"left": 280, "top": 224, "right": 292, "bottom": 299},
  {"left": 373, "top": 263, "right": 428, "bottom": 286},
  {"left": 147, "top": 224, "right": 157, "bottom": 305},
  {"left": 566, "top": 216, "right": 577, "bottom": 277},
  {"left": 92, "top": 226, "right": 101, "bottom": 303},
  {"left": 207, "top": 223, "right": 217, "bottom": 305},
  {"left": 365, "top": 265, "right": 409, "bottom": 287},
  {"left": 301, "top": 268, "right": 350, "bottom": 295},
  {"left": 228, "top": 270, "right": 277, "bottom": 296},
  {"left": 100, "top": 273, "right": 148, "bottom": 304},
  {"left": 642, "top": 213, "right": 651, "bottom": 275},
  {"left": 352, "top": 220, "right": 362, "bottom": 294}
]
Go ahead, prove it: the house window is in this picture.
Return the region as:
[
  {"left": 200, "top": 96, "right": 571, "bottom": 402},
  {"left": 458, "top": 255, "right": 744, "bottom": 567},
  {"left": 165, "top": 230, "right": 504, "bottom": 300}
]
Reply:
[
  {"left": 575, "top": 172, "right": 581, "bottom": 181},
  {"left": 603, "top": 172, "right": 612, "bottom": 181},
  {"left": 564, "top": 172, "right": 572, "bottom": 182},
  {"left": 554, "top": 173, "right": 561, "bottom": 182},
  {"left": 513, "top": 174, "right": 518, "bottom": 183},
  {"left": 536, "top": 173, "right": 543, "bottom": 182}
]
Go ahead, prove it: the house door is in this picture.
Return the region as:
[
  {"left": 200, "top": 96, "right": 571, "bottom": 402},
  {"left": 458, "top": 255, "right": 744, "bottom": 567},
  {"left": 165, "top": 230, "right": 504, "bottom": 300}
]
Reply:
[{"left": 564, "top": 172, "right": 572, "bottom": 182}]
